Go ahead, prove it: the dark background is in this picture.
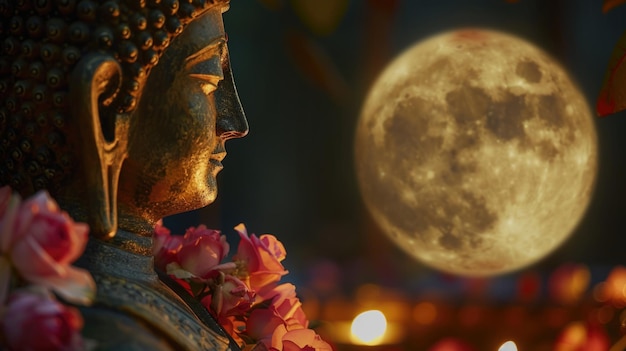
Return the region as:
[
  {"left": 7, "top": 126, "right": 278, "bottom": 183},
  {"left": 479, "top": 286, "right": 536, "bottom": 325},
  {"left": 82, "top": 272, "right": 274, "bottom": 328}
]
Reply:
[{"left": 167, "top": 0, "right": 626, "bottom": 302}]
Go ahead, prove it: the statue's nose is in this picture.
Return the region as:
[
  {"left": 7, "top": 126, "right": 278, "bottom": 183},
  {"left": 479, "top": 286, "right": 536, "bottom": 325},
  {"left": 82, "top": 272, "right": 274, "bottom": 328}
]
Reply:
[{"left": 215, "top": 54, "right": 248, "bottom": 140}]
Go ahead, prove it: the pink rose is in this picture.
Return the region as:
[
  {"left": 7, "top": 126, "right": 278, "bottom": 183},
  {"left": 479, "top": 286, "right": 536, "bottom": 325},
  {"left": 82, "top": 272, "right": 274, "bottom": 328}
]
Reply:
[
  {"left": 153, "top": 220, "right": 183, "bottom": 271},
  {"left": 0, "top": 191, "right": 94, "bottom": 304},
  {"left": 252, "top": 314, "right": 330, "bottom": 351},
  {"left": 245, "top": 284, "right": 326, "bottom": 350},
  {"left": 177, "top": 225, "right": 231, "bottom": 278},
  {"left": 266, "top": 284, "right": 308, "bottom": 328},
  {"left": 154, "top": 224, "right": 234, "bottom": 280},
  {"left": 272, "top": 328, "right": 332, "bottom": 351},
  {"left": 201, "top": 272, "right": 254, "bottom": 319},
  {"left": 233, "top": 224, "right": 288, "bottom": 290},
  {"left": 246, "top": 308, "right": 286, "bottom": 347},
  {"left": 2, "top": 290, "right": 85, "bottom": 351},
  {"left": 255, "top": 283, "right": 308, "bottom": 330}
]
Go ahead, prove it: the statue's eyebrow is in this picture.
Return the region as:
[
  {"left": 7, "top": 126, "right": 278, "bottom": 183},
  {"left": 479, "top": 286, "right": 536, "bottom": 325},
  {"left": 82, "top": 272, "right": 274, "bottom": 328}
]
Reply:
[{"left": 185, "top": 38, "right": 226, "bottom": 71}]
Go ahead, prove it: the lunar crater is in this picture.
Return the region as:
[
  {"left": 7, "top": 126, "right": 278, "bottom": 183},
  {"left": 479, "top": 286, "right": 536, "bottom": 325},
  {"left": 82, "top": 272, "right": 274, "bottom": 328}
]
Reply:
[{"left": 515, "top": 60, "right": 543, "bottom": 83}]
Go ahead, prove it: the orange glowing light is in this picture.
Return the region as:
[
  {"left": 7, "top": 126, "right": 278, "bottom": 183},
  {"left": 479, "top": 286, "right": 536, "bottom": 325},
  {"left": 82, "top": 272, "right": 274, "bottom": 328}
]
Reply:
[
  {"left": 555, "top": 321, "right": 610, "bottom": 351},
  {"left": 350, "top": 310, "right": 387, "bottom": 345},
  {"left": 556, "top": 322, "right": 586, "bottom": 350},
  {"left": 548, "top": 263, "right": 590, "bottom": 304},
  {"left": 413, "top": 301, "right": 437, "bottom": 325},
  {"left": 604, "top": 266, "right": 626, "bottom": 307},
  {"left": 498, "top": 341, "right": 518, "bottom": 351}
]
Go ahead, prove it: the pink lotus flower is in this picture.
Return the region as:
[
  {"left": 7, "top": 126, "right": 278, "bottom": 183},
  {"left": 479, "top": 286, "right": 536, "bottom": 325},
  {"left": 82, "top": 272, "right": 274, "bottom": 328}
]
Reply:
[
  {"left": 234, "top": 224, "right": 288, "bottom": 291},
  {"left": 2, "top": 290, "right": 85, "bottom": 351},
  {"left": 0, "top": 190, "right": 95, "bottom": 305}
]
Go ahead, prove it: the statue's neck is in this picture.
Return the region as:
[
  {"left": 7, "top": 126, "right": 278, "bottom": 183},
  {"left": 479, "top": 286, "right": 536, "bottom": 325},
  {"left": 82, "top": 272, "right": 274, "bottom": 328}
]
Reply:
[{"left": 76, "top": 227, "right": 157, "bottom": 283}]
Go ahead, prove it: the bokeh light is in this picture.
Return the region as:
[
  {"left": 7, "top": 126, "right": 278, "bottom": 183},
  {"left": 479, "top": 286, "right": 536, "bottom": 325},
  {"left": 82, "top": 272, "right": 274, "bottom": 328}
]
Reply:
[
  {"left": 350, "top": 310, "right": 387, "bottom": 345},
  {"left": 413, "top": 301, "right": 438, "bottom": 325},
  {"left": 498, "top": 340, "right": 518, "bottom": 351}
]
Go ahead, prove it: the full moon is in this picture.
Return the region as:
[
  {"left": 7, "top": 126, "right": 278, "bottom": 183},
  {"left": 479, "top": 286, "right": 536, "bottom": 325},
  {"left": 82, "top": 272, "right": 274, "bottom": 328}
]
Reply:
[{"left": 355, "top": 29, "right": 597, "bottom": 276}]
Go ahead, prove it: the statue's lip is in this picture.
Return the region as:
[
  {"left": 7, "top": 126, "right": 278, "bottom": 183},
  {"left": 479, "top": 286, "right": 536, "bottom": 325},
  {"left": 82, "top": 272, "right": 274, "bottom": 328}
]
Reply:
[{"left": 210, "top": 151, "right": 227, "bottom": 162}]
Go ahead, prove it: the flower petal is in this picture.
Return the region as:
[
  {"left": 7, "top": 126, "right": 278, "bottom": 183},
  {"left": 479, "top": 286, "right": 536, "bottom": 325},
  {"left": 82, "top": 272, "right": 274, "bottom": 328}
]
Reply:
[
  {"left": 13, "top": 236, "right": 65, "bottom": 279},
  {"left": 165, "top": 262, "right": 200, "bottom": 280},
  {"left": 28, "top": 266, "right": 96, "bottom": 305}
]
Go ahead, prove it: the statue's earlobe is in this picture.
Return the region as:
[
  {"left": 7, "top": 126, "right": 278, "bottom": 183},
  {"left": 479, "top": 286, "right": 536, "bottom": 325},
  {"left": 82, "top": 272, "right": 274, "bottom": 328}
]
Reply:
[{"left": 70, "top": 54, "right": 128, "bottom": 240}]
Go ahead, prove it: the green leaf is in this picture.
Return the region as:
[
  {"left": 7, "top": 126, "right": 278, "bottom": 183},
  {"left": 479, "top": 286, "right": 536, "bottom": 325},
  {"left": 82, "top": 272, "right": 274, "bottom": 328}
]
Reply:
[{"left": 597, "top": 30, "right": 626, "bottom": 116}]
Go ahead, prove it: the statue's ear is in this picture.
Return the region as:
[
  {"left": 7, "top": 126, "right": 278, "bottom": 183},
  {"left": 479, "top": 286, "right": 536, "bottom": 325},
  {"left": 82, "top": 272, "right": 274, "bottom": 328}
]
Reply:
[{"left": 70, "top": 53, "right": 128, "bottom": 240}]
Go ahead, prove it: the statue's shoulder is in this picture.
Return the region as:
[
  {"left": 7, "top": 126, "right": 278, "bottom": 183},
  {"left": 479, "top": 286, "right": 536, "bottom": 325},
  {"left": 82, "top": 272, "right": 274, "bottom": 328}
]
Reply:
[
  {"left": 83, "top": 271, "right": 234, "bottom": 351},
  {"left": 79, "top": 304, "right": 177, "bottom": 351},
  {"left": 72, "top": 232, "right": 240, "bottom": 350}
]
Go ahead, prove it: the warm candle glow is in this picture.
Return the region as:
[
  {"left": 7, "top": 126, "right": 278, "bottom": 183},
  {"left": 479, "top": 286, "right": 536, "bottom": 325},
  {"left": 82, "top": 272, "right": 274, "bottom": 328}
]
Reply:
[
  {"left": 498, "top": 341, "right": 518, "bottom": 351},
  {"left": 350, "top": 310, "right": 387, "bottom": 345}
]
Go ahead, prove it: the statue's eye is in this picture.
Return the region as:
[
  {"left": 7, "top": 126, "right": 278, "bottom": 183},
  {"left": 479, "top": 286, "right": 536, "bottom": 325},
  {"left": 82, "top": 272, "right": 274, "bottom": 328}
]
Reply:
[
  {"left": 187, "top": 41, "right": 225, "bottom": 95},
  {"left": 189, "top": 55, "right": 223, "bottom": 94}
]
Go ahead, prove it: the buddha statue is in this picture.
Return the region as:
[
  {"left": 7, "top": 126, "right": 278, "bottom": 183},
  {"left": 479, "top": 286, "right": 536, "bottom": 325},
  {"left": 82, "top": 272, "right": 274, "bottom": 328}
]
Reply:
[{"left": 0, "top": 0, "right": 248, "bottom": 349}]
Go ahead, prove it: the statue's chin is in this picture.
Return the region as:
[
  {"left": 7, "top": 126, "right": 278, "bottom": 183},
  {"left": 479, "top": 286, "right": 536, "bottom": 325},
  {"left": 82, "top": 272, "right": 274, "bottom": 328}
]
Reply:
[{"left": 160, "top": 189, "right": 217, "bottom": 218}]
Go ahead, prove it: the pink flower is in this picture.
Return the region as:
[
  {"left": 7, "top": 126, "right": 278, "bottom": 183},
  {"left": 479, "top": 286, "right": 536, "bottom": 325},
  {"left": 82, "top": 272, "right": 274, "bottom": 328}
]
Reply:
[
  {"left": 244, "top": 284, "right": 327, "bottom": 350},
  {"left": 233, "top": 224, "right": 288, "bottom": 291},
  {"left": 271, "top": 284, "right": 308, "bottom": 328},
  {"left": 0, "top": 191, "right": 95, "bottom": 305},
  {"left": 153, "top": 223, "right": 234, "bottom": 280},
  {"left": 248, "top": 309, "right": 330, "bottom": 351},
  {"left": 153, "top": 220, "right": 183, "bottom": 271},
  {"left": 178, "top": 225, "right": 231, "bottom": 277},
  {"left": 246, "top": 308, "right": 286, "bottom": 346},
  {"left": 2, "top": 290, "right": 85, "bottom": 351},
  {"left": 201, "top": 272, "right": 254, "bottom": 319},
  {"left": 272, "top": 328, "right": 332, "bottom": 351},
  {"left": 256, "top": 283, "right": 308, "bottom": 329}
]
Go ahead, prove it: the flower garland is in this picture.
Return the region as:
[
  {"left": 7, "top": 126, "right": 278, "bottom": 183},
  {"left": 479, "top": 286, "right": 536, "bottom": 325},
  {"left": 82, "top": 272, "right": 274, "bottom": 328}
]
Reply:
[
  {"left": 153, "top": 222, "right": 332, "bottom": 351},
  {"left": 0, "top": 185, "right": 331, "bottom": 351},
  {"left": 0, "top": 186, "right": 95, "bottom": 351}
]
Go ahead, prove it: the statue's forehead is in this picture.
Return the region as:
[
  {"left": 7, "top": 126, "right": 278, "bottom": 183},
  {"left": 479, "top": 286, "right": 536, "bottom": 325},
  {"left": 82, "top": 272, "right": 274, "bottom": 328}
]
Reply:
[{"left": 177, "top": 8, "right": 226, "bottom": 59}]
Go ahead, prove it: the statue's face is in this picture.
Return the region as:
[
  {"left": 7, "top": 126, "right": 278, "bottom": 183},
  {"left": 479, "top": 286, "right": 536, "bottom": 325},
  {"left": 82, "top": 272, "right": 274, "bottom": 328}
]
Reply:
[{"left": 119, "top": 6, "right": 247, "bottom": 220}]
